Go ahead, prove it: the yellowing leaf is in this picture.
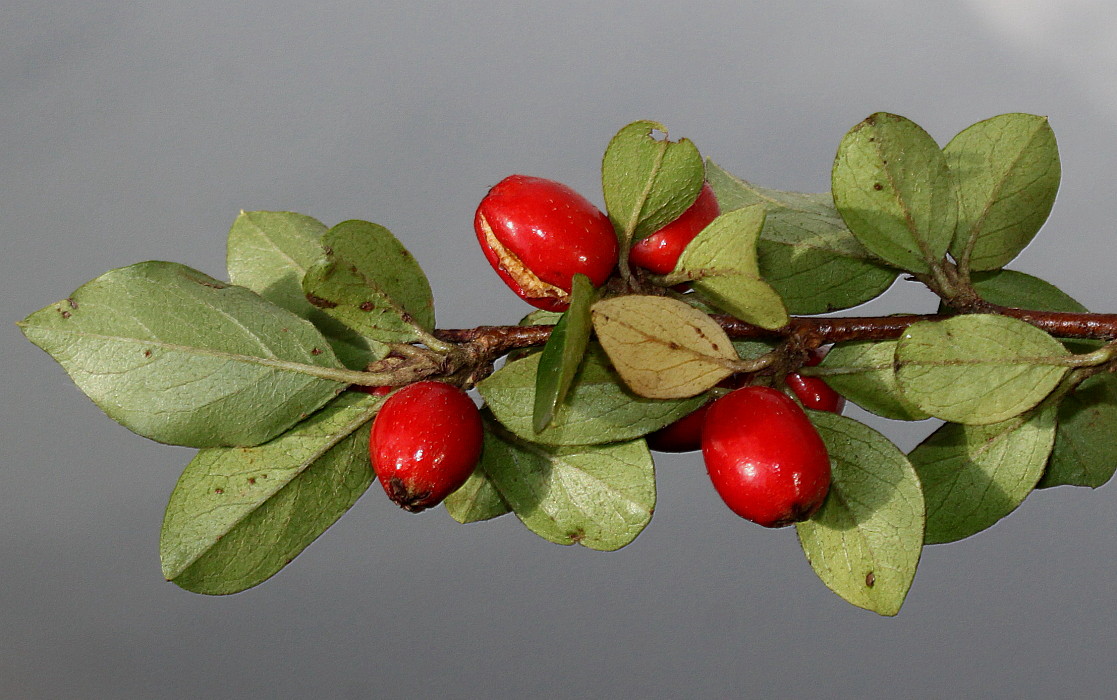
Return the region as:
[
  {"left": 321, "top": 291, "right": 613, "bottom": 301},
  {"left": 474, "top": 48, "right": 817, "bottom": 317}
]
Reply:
[{"left": 591, "top": 295, "right": 736, "bottom": 399}]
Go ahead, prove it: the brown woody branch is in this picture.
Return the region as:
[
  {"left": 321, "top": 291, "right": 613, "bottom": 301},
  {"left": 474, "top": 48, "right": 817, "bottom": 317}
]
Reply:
[{"left": 434, "top": 307, "right": 1117, "bottom": 356}]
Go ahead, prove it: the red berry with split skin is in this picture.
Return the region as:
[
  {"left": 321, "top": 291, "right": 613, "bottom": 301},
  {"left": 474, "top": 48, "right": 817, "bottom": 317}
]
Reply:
[
  {"left": 629, "top": 181, "right": 720, "bottom": 275},
  {"left": 475, "top": 175, "right": 618, "bottom": 311},
  {"left": 370, "top": 381, "right": 483, "bottom": 513},
  {"left": 702, "top": 385, "right": 831, "bottom": 527},
  {"left": 785, "top": 348, "right": 845, "bottom": 414}
]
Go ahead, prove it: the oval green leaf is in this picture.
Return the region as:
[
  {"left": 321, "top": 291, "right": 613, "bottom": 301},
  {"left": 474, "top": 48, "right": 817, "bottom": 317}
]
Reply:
[
  {"left": 161, "top": 391, "right": 379, "bottom": 594},
  {"left": 1040, "top": 373, "right": 1117, "bottom": 489},
  {"left": 481, "top": 427, "right": 655, "bottom": 551},
  {"left": 18, "top": 261, "right": 348, "bottom": 448},
  {"left": 444, "top": 464, "right": 511, "bottom": 523},
  {"left": 602, "top": 120, "right": 705, "bottom": 245},
  {"left": 896, "top": 314, "right": 1070, "bottom": 424},
  {"left": 226, "top": 210, "right": 384, "bottom": 370},
  {"left": 796, "top": 411, "right": 925, "bottom": 617},
  {"left": 910, "top": 404, "right": 1056, "bottom": 544},
  {"left": 832, "top": 112, "right": 958, "bottom": 274},
  {"left": 945, "top": 113, "right": 1060, "bottom": 271},
  {"left": 478, "top": 347, "right": 706, "bottom": 446},
  {"left": 813, "top": 340, "right": 930, "bottom": 421},
  {"left": 302, "top": 219, "right": 435, "bottom": 344},
  {"left": 673, "top": 205, "right": 789, "bottom": 329},
  {"left": 706, "top": 161, "right": 897, "bottom": 314},
  {"left": 592, "top": 295, "right": 737, "bottom": 399}
]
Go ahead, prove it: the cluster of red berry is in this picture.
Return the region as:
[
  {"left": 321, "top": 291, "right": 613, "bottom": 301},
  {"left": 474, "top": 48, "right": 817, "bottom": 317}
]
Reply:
[{"left": 368, "top": 175, "right": 841, "bottom": 528}]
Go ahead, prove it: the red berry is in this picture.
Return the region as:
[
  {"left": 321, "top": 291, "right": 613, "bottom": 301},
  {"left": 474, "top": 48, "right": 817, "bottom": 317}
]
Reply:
[
  {"left": 475, "top": 175, "right": 618, "bottom": 311},
  {"left": 785, "top": 348, "right": 845, "bottom": 413},
  {"left": 351, "top": 385, "right": 393, "bottom": 396},
  {"left": 629, "top": 181, "right": 720, "bottom": 275},
  {"left": 369, "top": 381, "right": 483, "bottom": 513},
  {"left": 645, "top": 401, "right": 711, "bottom": 452},
  {"left": 702, "top": 386, "right": 831, "bottom": 527}
]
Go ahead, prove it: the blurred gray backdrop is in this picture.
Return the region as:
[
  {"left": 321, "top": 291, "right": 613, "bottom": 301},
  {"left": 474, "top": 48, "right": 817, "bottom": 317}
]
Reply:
[{"left": 5, "top": 1, "right": 1117, "bottom": 697}]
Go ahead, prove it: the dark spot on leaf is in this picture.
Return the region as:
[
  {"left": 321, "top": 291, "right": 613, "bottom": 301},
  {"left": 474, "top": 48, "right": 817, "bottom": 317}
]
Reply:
[
  {"left": 248, "top": 477, "right": 256, "bottom": 485},
  {"left": 144, "top": 349, "right": 153, "bottom": 358},
  {"left": 568, "top": 529, "right": 586, "bottom": 544},
  {"left": 323, "top": 245, "right": 334, "bottom": 256},
  {"left": 311, "top": 347, "right": 323, "bottom": 355},
  {"left": 306, "top": 293, "right": 339, "bottom": 309},
  {"left": 67, "top": 298, "right": 78, "bottom": 309},
  {"left": 873, "top": 183, "right": 883, "bottom": 191},
  {"left": 359, "top": 301, "right": 375, "bottom": 312},
  {"left": 214, "top": 488, "right": 224, "bottom": 495},
  {"left": 401, "top": 312, "right": 414, "bottom": 324},
  {"left": 668, "top": 341, "right": 681, "bottom": 351},
  {"left": 865, "top": 571, "right": 876, "bottom": 588},
  {"left": 60, "top": 310, "right": 71, "bottom": 319}
]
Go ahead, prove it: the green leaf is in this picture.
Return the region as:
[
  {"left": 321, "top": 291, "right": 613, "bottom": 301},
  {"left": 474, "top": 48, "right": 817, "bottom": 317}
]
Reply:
[
  {"left": 482, "top": 427, "right": 655, "bottom": 551},
  {"left": 796, "top": 412, "right": 924, "bottom": 617},
  {"left": 1040, "top": 373, "right": 1117, "bottom": 489},
  {"left": 706, "top": 161, "right": 898, "bottom": 314},
  {"left": 968, "top": 269, "right": 1087, "bottom": 314},
  {"left": 478, "top": 347, "right": 706, "bottom": 445},
  {"left": 302, "top": 220, "right": 436, "bottom": 344},
  {"left": 533, "top": 274, "right": 595, "bottom": 432},
  {"left": 226, "top": 210, "right": 328, "bottom": 312},
  {"left": 592, "top": 295, "right": 737, "bottom": 399},
  {"left": 19, "top": 261, "right": 347, "bottom": 448},
  {"left": 602, "top": 120, "right": 705, "bottom": 245},
  {"left": 945, "top": 114, "right": 1060, "bottom": 271},
  {"left": 672, "top": 205, "right": 789, "bottom": 329},
  {"left": 832, "top": 112, "right": 958, "bottom": 274},
  {"left": 896, "top": 314, "right": 1069, "bottom": 424},
  {"left": 444, "top": 464, "right": 511, "bottom": 523},
  {"left": 910, "top": 404, "right": 1056, "bottom": 544},
  {"left": 226, "top": 211, "right": 385, "bottom": 370},
  {"left": 161, "top": 391, "right": 379, "bottom": 594},
  {"left": 814, "top": 340, "right": 930, "bottom": 421}
]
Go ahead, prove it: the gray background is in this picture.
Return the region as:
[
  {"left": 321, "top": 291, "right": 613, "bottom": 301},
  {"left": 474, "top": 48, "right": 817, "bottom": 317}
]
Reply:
[{"left": 4, "top": 1, "right": 1117, "bottom": 697}]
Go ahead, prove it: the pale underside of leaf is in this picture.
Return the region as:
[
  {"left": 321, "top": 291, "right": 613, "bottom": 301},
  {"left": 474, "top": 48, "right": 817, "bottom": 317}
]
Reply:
[{"left": 592, "top": 295, "right": 736, "bottom": 399}]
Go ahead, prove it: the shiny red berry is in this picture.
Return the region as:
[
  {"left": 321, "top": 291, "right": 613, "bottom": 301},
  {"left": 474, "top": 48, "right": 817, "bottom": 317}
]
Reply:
[
  {"left": 370, "top": 381, "right": 483, "bottom": 513},
  {"left": 475, "top": 174, "right": 618, "bottom": 311},
  {"left": 785, "top": 348, "right": 845, "bottom": 414},
  {"left": 628, "top": 181, "right": 720, "bottom": 275},
  {"left": 702, "top": 386, "right": 831, "bottom": 527}
]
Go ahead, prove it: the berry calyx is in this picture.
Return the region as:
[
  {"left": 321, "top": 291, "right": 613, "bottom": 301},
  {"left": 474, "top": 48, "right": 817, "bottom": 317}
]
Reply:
[
  {"left": 369, "top": 381, "right": 483, "bottom": 513},
  {"left": 785, "top": 348, "right": 845, "bottom": 413},
  {"left": 475, "top": 174, "right": 618, "bottom": 311},
  {"left": 701, "top": 385, "right": 831, "bottom": 527},
  {"left": 628, "top": 181, "right": 720, "bottom": 275}
]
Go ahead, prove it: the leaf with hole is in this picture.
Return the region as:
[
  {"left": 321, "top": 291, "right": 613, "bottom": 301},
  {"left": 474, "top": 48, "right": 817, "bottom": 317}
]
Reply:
[{"left": 601, "top": 120, "right": 705, "bottom": 245}]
